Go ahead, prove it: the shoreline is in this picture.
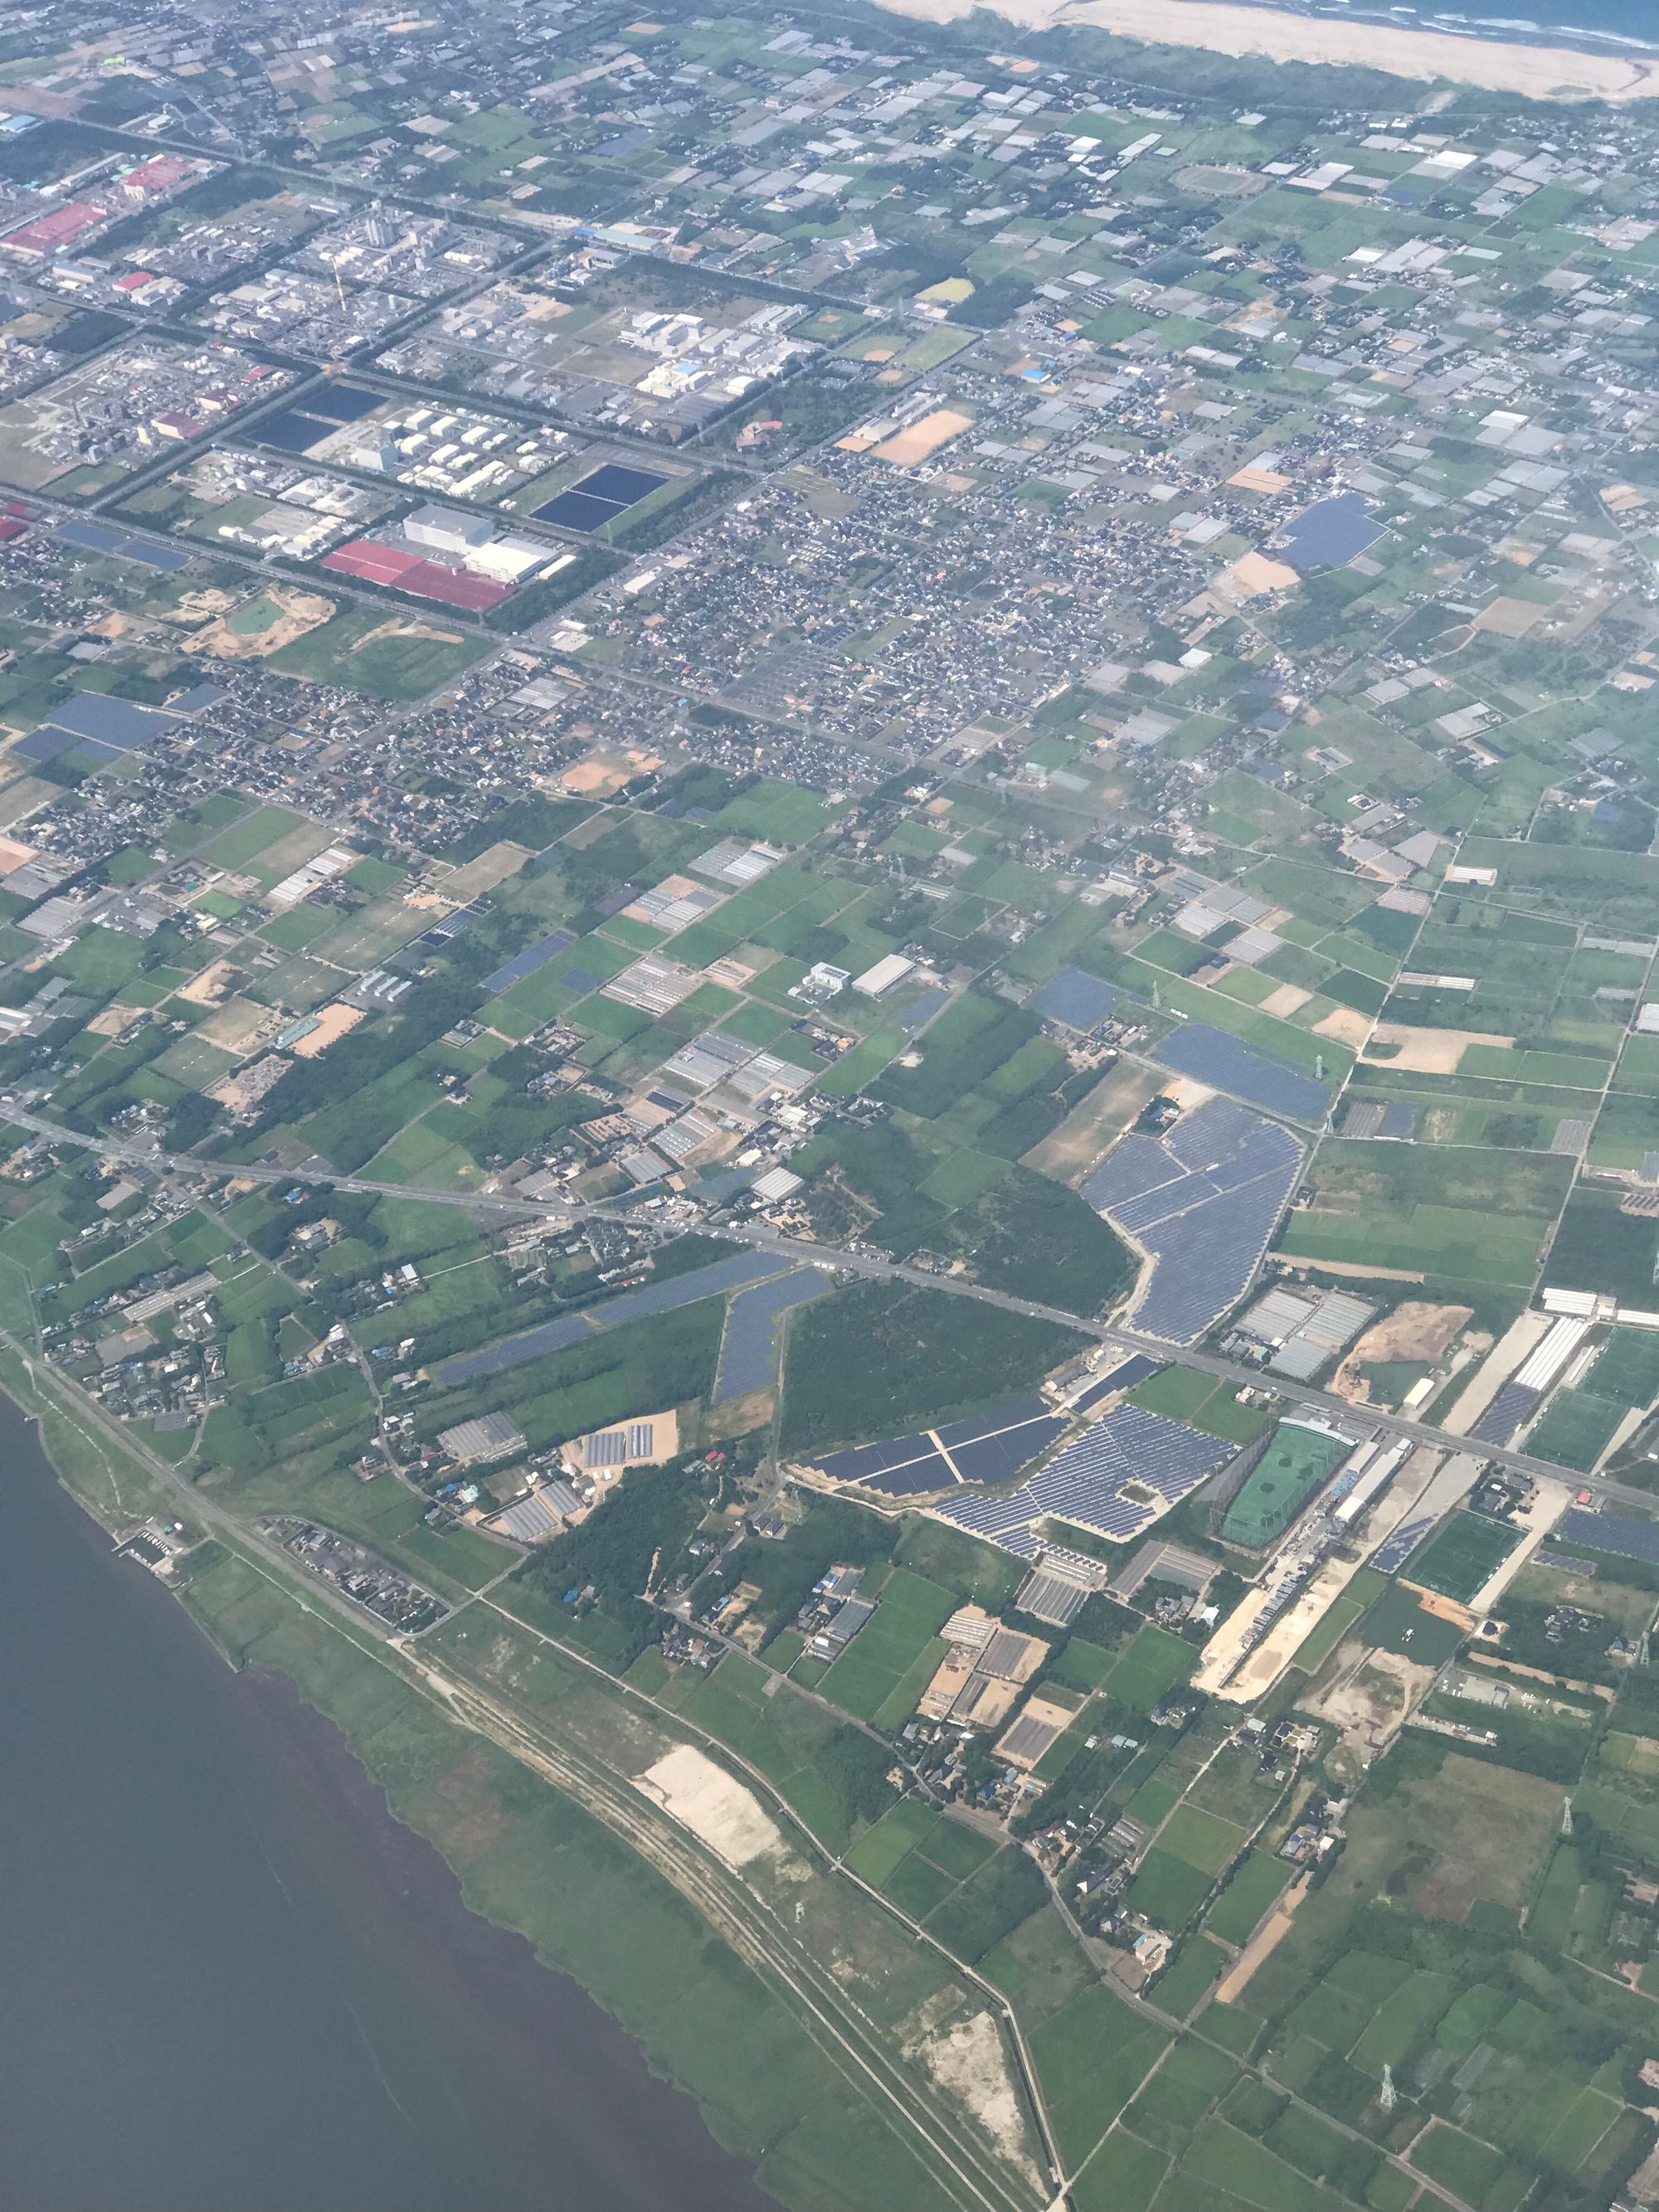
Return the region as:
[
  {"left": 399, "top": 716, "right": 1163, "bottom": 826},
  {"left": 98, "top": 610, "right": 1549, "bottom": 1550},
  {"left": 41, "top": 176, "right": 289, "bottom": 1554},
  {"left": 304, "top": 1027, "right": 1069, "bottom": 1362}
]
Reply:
[
  {"left": 4, "top": 1383, "right": 777, "bottom": 2212},
  {"left": 868, "top": 0, "right": 1659, "bottom": 100}
]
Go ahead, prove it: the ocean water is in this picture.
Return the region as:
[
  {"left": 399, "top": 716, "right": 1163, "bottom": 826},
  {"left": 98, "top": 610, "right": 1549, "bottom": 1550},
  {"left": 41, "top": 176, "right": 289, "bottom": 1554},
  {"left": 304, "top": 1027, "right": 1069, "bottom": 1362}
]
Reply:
[
  {"left": 0, "top": 1398, "right": 771, "bottom": 2212},
  {"left": 1215, "top": 0, "right": 1659, "bottom": 49},
  {"left": 1412, "top": 0, "right": 1658, "bottom": 49}
]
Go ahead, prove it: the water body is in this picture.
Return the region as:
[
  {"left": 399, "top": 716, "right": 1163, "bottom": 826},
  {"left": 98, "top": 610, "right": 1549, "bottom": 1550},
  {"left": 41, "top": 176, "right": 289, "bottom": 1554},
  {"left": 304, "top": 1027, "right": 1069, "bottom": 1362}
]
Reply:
[
  {"left": 1200, "top": 0, "right": 1659, "bottom": 48},
  {"left": 0, "top": 1398, "right": 771, "bottom": 2212}
]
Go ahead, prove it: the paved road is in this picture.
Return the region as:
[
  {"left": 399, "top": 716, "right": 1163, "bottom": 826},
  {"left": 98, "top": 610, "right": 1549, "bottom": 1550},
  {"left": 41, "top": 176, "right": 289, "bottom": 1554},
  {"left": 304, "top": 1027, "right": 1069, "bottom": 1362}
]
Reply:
[{"left": 6, "top": 1100, "right": 1648, "bottom": 1515}]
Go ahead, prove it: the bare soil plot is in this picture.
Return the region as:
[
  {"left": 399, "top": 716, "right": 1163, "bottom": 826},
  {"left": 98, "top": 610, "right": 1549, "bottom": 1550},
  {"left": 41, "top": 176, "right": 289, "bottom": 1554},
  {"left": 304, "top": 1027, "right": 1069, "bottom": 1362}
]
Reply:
[
  {"left": 1365, "top": 1023, "right": 1515, "bottom": 1073},
  {"left": 1333, "top": 1301, "right": 1472, "bottom": 1403},
  {"left": 1027, "top": 1062, "right": 1165, "bottom": 1179},
  {"left": 1314, "top": 1007, "right": 1373, "bottom": 1048},
  {"left": 1302, "top": 1641, "right": 1433, "bottom": 1762},
  {"left": 871, "top": 409, "right": 974, "bottom": 464},
  {"left": 290, "top": 1002, "right": 365, "bottom": 1057},
  {"left": 187, "top": 585, "right": 335, "bottom": 660},
  {"left": 638, "top": 1744, "right": 789, "bottom": 1870}
]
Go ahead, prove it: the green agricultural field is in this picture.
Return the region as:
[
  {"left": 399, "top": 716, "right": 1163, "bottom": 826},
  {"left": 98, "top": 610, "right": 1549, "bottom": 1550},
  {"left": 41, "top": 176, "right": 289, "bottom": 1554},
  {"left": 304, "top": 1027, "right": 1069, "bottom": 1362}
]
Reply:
[
  {"left": 1160, "top": 1803, "right": 1248, "bottom": 1877},
  {"left": 1126, "top": 1846, "right": 1215, "bottom": 1930},
  {"left": 1097, "top": 1626, "right": 1197, "bottom": 1714},
  {"left": 815, "top": 1569, "right": 956, "bottom": 1724},
  {"left": 268, "top": 607, "right": 488, "bottom": 699},
  {"left": 1029, "top": 1984, "right": 1170, "bottom": 2168},
  {"left": 1204, "top": 1850, "right": 1291, "bottom": 1946}
]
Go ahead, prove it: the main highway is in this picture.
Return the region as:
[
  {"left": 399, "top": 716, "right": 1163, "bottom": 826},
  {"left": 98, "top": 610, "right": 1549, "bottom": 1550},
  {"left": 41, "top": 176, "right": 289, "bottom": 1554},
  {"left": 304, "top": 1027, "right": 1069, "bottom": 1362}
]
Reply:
[{"left": 5, "top": 1097, "right": 1651, "bottom": 1515}]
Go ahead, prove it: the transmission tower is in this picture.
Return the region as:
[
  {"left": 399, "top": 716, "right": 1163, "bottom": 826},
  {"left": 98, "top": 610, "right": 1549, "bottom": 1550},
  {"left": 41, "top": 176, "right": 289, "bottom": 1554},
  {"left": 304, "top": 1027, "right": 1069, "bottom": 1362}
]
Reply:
[
  {"left": 1379, "top": 2066, "right": 1397, "bottom": 2115},
  {"left": 1561, "top": 1796, "right": 1574, "bottom": 1840}
]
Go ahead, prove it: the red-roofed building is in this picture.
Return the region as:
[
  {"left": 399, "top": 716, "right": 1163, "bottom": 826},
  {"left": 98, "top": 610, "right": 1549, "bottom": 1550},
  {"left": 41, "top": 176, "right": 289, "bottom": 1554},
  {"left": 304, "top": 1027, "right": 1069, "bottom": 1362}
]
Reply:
[
  {"left": 113, "top": 270, "right": 155, "bottom": 293},
  {"left": 118, "top": 155, "right": 197, "bottom": 199},
  {"left": 0, "top": 201, "right": 106, "bottom": 260}
]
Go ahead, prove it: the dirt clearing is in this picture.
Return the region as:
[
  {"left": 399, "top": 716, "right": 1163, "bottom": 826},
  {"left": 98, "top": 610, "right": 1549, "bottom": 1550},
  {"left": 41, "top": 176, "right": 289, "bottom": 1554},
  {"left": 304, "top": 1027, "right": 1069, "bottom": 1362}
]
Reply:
[
  {"left": 290, "top": 1003, "right": 365, "bottom": 1057},
  {"left": 637, "top": 1745, "right": 788, "bottom": 1870},
  {"left": 1314, "top": 1007, "right": 1373, "bottom": 1048},
  {"left": 187, "top": 585, "right": 335, "bottom": 660},
  {"left": 1029, "top": 1062, "right": 1165, "bottom": 1179},
  {"left": 1333, "top": 1301, "right": 1472, "bottom": 1402},
  {"left": 917, "top": 2013, "right": 1039, "bottom": 2179},
  {"left": 1213, "top": 1871, "right": 1311, "bottom": 2006},
  {"left": 1364, "top": 1023, "right": 1514, "bottom": 1073},
  {"left": 870, "top": 408, "right": 974, "bottom": 464}
]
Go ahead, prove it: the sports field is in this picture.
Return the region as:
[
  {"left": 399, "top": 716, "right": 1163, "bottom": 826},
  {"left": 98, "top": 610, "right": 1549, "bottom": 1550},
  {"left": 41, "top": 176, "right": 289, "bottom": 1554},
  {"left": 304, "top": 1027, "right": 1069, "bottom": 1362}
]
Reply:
[{"left": 1404, "top": 1511, "right": 1520, "bottom": 1603}]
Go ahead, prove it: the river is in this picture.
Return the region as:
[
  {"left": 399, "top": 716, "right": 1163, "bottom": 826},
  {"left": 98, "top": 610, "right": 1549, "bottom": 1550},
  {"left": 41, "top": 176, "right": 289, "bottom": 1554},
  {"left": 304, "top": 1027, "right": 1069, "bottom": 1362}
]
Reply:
[{"left": 0, "top": 1397, "right": 773, "bottom": 2212}]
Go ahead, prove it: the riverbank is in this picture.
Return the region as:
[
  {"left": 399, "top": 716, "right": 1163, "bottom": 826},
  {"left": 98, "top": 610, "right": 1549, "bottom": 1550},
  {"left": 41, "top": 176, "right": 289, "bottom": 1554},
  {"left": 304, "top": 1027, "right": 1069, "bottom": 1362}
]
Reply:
[{"left": 869, "top": 0, "right": 1659, "bottom": 100}]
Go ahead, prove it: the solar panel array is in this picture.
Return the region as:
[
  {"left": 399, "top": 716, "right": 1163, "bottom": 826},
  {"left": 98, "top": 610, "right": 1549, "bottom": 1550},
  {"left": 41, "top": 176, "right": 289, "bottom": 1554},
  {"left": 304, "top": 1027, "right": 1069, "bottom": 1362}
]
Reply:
[
  {"left": 1472, "top": 1379, "right": 1539, "bottom": 1446},
  {"left": 1372, "top": 1514, "right": 1434, "bottom": 1573},
  {"left": 935, "top": 1404, "right": 1232, "bottom": 1558},
  {"left": 1558, "top": 1508, "right": 1659, "bottom": 1566},
  {"left": 1154, "top": 1024, "right": 1329, "bottom": 1123},
  {"left": 1031, "top": 967, "right": 1121, "bottom": 1032},
  {"left": 433, "top": 1248, "right": 785, "bottom": 1383},
  {"left": 1072, "top": 1354, "right": 1163, "bottom": 1412},
  {"left": 1082, "top": 1101, "right": 1303, "bottom": 1344},
  {"left": 814, "top": 1397, "right": 1063, "bottom": 1499},
  {"left": 712, "top": 1268, "right": 825, "bottom": 1403}
]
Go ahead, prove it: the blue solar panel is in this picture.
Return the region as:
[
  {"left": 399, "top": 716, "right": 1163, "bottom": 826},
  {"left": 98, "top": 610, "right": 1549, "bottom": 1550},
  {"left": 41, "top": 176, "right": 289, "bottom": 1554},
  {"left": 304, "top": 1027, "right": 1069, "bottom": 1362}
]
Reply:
[
  {"left": 946, "top": 1417, "right": 1065, "bottom": 1486},
  {"left": 483, "top": 927, "right": 578, "bottom": 994},
  {"left": 1155, "top": 1025, "right": 1327, "bottom": 1123},
  {"left": 1032, "top": 967, "right": 1121, "bottom": 1031},
  {"left": 1373, "top": 1515, "right": 1433, "bottom": 1573},
  {"left": 817, "top": 1432, "right": 935, "bottom": 1484},
  {"left": 432, "top": 1310, "right": 593, "bottom": 1385},
  {"left": 1085, "top": 1100, "right": 1302, "bottom": 1344},
  {"left": 41, "top": 692, "right": 173, "bottom": 749},
  {"left": 815, "top": 1394, "right": 1055, "bottom": 1487},
  {"left": 1472, "top": 1379, "right": 1537, "bottom": 1446},
  {"left": 14, "top": 727, "right": 75, "bottom": 763},
  {"left": 56, "top": 518, "right": 187, "bottom": 571},
  {"left": 713, "top": 1268, "right": 825, "bottom": 1403},
  {"left": 304, "top": 382, "right": 382, "bottom": 424},
  {"left": 1081, "top": 1136, "right": 1181, "bottom": 1213},
  {"left": 433, "top": 1250, "right": 783, "bottom": 1383},
  {"left": 933, "top": 1397, "right": 1051, "bottom": 1451},
  {"left": 255, "top": 407, "right": 338, "bottom": 453},
  {"left": 1558, "top": 1508, "right": 1659, "bottom": 1566},
  {"left": 933, "top": 1404, "right": 1230, "bottom": 1559},
  {"left": 1073, "top": 1355, "right": 1161, "bottom": 1412},
  {"left": 862, "top": 1452, "right": 954, "bottom": 1497}
]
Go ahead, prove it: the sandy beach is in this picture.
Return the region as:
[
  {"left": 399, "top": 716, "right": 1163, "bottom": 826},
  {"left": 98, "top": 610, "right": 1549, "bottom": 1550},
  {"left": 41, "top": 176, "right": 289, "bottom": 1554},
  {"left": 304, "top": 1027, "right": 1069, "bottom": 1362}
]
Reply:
[{"left": 870, "top": 0, "right": 1659, "bottom": 102}]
